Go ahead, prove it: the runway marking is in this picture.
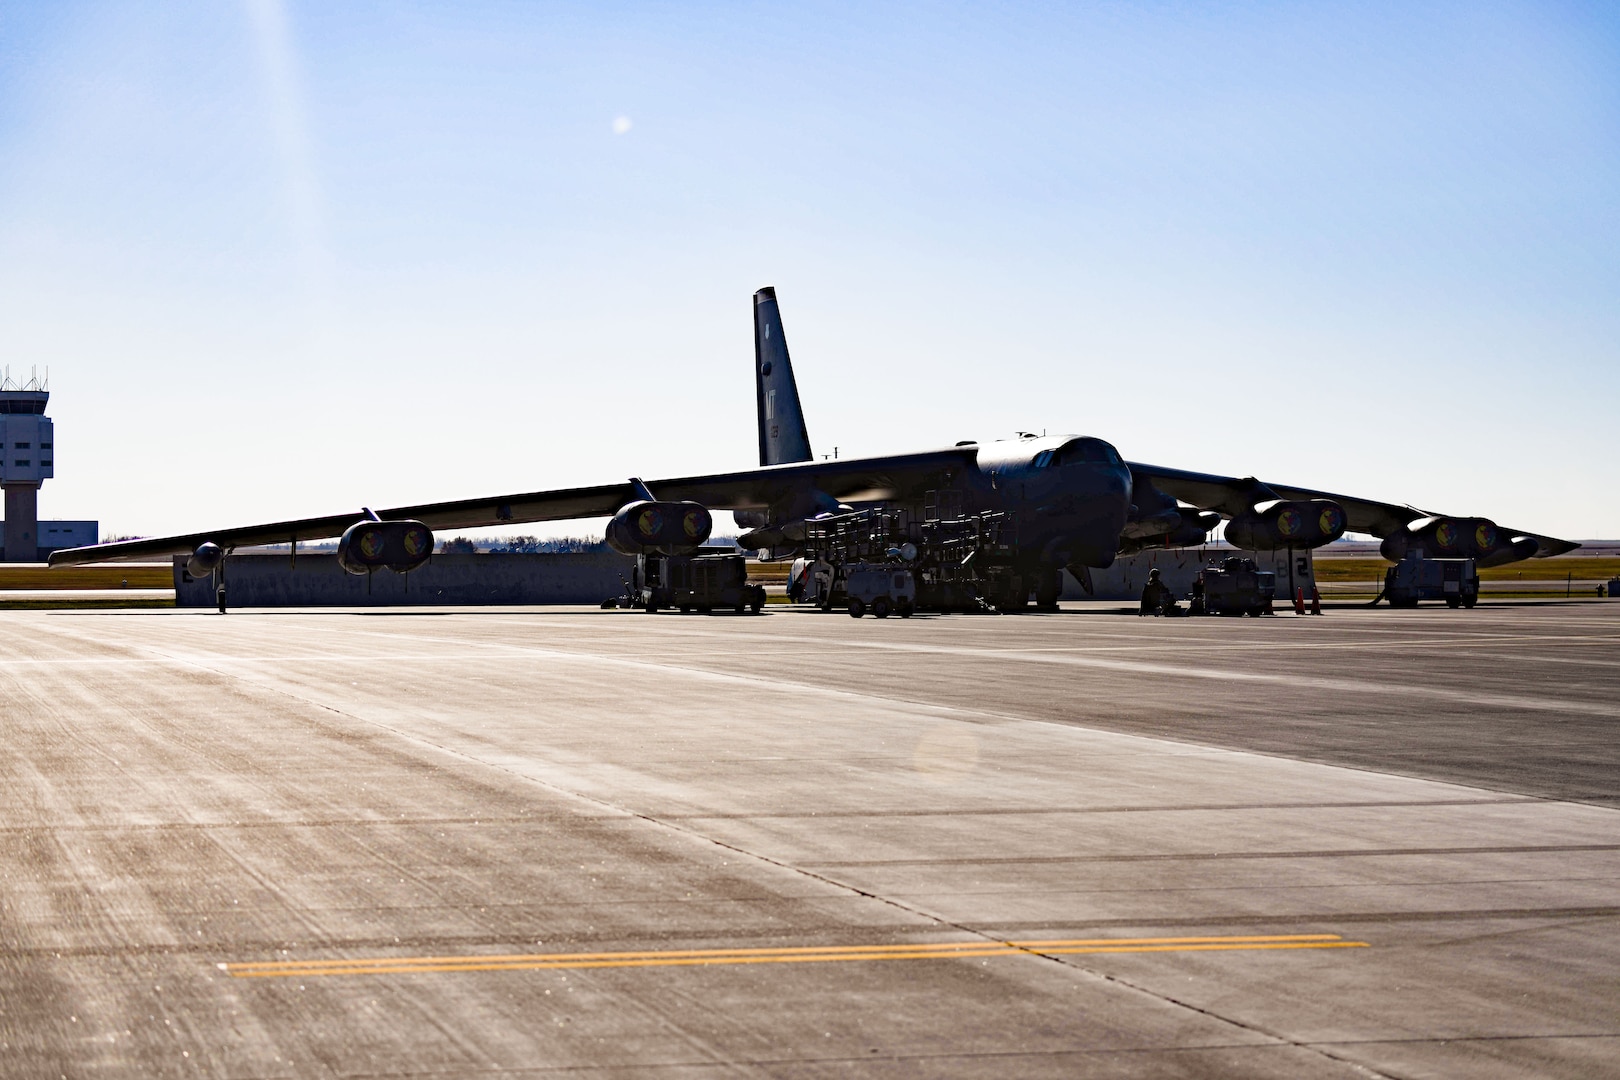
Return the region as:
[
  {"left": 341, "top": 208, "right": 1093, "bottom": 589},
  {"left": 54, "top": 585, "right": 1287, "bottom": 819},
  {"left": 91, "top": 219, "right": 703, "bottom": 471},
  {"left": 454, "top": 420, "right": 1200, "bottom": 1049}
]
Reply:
[{"left": 222, "top": 933, "right": 1367, "bottom": 978}]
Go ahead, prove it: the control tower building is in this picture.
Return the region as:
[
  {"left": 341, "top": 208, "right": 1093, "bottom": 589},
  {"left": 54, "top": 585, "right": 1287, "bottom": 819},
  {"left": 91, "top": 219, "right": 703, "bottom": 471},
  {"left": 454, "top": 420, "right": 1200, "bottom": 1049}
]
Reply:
[{"left": 0, "top": 369, "right": 54, "bottom": 562}]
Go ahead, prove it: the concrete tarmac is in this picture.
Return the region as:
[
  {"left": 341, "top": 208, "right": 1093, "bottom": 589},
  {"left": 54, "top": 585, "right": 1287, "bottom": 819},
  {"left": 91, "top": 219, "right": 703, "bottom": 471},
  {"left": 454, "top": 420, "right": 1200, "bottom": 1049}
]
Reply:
[{"left": 1, "top": 601, "right": 1616, "bottom": 1078}]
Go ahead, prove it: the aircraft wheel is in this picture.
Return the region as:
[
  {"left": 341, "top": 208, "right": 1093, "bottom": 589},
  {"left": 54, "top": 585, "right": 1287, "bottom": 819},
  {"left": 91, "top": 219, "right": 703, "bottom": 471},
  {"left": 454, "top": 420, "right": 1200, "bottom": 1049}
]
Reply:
[
  {"left": 848, "top": 599, "right": 866, "bottom": 618},
  {"left": 216, "top": 586, "right": 227, "bottom": 614},
  {"left": 871, "top": 597, "right": 892, "bottom": 619}
]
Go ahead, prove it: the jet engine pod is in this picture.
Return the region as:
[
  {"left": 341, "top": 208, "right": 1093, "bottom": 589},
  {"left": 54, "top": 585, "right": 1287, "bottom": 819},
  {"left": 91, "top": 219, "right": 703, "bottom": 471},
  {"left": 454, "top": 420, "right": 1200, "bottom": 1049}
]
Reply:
[
  {"left": 1381, "top": 517, "right": 1525, "bottom": 564},
  {"left": 186, "top": 542, "right": 224, "bottom": 579},
  {"left": 1225, "top": 500, "right": 1347, "bottom": 551},
  {"left": 605, "top": 501, "right": 712, "bottom": 555},
  {"left": 337, "top": 519, "right": 434, "bottom": 575}
]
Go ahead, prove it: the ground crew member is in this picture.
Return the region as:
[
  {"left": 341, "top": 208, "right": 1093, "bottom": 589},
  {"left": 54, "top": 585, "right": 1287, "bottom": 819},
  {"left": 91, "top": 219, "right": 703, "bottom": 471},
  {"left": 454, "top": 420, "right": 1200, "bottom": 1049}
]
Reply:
[{"left": 1140, "top": 568, "right": 1171, "bottom": 616}]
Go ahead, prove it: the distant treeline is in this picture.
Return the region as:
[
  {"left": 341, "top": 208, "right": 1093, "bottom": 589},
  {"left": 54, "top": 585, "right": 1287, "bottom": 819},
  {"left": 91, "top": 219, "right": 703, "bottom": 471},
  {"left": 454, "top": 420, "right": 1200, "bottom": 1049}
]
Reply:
[
  {"left": 438, "top": 535, "right": 607, "bottom": 554},
  {"left": 438, "top": 534, "right": 743, "bottom": 554}
]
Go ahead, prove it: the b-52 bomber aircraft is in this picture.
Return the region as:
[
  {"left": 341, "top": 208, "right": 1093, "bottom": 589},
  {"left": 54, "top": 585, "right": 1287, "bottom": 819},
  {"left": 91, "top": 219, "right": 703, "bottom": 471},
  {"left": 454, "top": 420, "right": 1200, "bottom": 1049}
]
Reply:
[{"left": 52, "top": 287, "right": 1578, "bottom": 610}]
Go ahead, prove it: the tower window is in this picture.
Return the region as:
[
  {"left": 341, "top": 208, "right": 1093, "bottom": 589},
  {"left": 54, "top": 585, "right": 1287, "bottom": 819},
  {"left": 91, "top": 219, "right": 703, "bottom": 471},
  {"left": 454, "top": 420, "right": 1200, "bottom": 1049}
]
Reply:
[
  {"left": 40, "top": 442, "right": 52, "bottom": 449},
  {"left": 14, "top": 442, "right": 29, "bottom": 449},
  {"left": 14, "top": 459, "right": 30, "bottom": 466}
]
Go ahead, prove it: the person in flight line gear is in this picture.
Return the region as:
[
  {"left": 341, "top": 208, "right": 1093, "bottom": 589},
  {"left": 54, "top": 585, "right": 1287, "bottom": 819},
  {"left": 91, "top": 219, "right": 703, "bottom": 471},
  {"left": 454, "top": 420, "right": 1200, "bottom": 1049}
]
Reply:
[{"left": 1140, "top": 568, "right": 1175, "bottom": 616}]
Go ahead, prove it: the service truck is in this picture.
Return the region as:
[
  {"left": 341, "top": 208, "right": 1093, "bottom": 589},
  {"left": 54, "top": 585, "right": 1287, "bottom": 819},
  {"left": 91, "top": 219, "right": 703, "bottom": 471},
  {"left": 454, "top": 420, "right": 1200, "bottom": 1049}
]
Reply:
[{"left": 1383, "top": 554, "right": 1479, "bottom": 609}]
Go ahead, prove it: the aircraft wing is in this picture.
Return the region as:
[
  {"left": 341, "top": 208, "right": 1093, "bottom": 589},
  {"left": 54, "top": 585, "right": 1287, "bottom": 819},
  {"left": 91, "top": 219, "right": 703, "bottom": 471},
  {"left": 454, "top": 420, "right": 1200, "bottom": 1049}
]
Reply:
[
  {"left": 48, "top": 447, "right": 976, "bottom": 566},
  {"left": 1129, "top": 462, "right": 1580, "bottom": 557}
]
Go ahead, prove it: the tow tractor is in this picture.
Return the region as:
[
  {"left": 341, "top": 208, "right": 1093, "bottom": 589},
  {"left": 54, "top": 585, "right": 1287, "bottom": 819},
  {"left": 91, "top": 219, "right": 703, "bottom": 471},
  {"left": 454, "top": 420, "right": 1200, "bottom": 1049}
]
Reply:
[{"left": 1381, "top": 553, "right": 1479, "bottom": 609}]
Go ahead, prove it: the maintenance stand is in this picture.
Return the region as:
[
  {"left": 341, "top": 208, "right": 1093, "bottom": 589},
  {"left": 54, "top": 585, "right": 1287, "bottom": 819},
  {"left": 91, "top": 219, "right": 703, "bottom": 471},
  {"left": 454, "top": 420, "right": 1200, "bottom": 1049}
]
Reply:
[{"left": 792, "top": 501, "right": 1024, "bottom": 616}]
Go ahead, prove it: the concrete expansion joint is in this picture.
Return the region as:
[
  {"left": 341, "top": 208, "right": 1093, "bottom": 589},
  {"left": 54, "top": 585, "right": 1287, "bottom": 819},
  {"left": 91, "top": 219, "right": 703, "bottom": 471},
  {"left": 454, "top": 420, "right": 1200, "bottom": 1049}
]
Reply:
[{"left": 1073, "top": 966, "right": 1403, "bottom": 1079}]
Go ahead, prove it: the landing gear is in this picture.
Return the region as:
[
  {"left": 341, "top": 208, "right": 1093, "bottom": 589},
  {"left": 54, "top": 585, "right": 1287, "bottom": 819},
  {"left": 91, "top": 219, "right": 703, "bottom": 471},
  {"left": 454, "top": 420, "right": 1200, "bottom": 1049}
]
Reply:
[
  {"left": 213, "top": 562, "right": 228, "bottom": 614},
  {"left": 995, "top": 574, "right": 1028, "bottom": 614},
  {"left": 1035, "top": 569, "right": 1061, "bottom": 612}
]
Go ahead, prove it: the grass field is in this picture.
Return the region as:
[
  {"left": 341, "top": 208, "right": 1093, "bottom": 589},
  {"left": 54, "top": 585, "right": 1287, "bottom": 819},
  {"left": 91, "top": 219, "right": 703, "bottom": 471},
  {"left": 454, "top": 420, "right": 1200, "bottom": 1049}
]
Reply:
[
  {"left": 1314, "top": 556, "right": 1620, "bottom": 583},
  {"left": 0, "top": 564, "right": 172, "bottom": 590},
  {"left": 0, "top": 596, "right": 176, "bottom": 609}
]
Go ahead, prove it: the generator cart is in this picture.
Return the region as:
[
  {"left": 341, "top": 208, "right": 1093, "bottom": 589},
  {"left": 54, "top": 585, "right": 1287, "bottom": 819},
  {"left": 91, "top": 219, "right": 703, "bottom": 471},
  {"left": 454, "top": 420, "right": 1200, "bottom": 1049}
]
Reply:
[
  {"left": 612, "top": 551, "right": 766, "bottom": 614},
  {"left": 1201, "top": 557, "right": 1277, "bottom": 617},
  {"left": 841, "top": 563, "right": 917, "bottom": 618}
]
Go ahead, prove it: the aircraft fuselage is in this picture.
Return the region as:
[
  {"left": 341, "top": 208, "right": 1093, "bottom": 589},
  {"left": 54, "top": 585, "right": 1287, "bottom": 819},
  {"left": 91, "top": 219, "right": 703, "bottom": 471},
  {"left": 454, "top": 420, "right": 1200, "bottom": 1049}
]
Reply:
[{"left": 960, "top": 435, "right": 1133, "bottom": 571}]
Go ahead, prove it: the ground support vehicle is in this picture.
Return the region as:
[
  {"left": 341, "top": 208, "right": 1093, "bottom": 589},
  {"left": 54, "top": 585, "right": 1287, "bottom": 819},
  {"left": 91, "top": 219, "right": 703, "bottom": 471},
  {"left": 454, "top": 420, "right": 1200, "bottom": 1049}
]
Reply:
[
  {"left": 1201, "top": 557, "right": 1277, "bottom": 617},
  {"left": 1383, "top": 554, "right": 1478, "bottom": 608},
  {"left": 608, "top": 552, "right": 765, "bottom": 614},
  {"left": 842, "top": 563, "right": 917, "bottom": 618}
]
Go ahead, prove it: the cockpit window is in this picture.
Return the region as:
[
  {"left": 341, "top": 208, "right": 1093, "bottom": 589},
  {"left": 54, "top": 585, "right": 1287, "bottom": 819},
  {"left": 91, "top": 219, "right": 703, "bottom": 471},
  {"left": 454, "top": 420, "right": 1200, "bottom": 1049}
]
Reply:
[
  {"left": 1055, "top": 438, "right": 1122, "bottom": 467},
  {"left": 1032, "top": 450, "right": 1055, "bottom": 468}
]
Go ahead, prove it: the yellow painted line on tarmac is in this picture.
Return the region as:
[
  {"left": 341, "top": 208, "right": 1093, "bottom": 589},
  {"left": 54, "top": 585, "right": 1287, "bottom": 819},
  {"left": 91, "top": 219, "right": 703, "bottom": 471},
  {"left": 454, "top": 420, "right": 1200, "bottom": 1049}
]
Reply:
[{"left": 222, "top": 933, "right": 1367, "bottom": 979}]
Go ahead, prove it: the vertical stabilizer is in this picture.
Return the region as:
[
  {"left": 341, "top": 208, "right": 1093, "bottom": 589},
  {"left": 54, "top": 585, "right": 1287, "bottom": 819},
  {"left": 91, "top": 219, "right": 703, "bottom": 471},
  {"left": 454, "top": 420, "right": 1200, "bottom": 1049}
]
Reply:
[{"left": 754, "top": 287, "right": 813, "bottom": 466}]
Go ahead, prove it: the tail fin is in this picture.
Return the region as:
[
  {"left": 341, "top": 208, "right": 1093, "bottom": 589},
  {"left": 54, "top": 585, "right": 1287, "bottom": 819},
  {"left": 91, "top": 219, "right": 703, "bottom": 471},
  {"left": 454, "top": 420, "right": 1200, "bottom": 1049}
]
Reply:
[{"left": 754, "top": 286, "right": 813, "bottom": 466}]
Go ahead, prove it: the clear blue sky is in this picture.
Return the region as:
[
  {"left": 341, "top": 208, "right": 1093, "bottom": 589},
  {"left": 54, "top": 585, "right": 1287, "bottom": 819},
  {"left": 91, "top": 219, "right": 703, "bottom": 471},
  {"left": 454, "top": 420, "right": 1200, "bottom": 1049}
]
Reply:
[{"left": 1, "top": 1, "right": 1616, "bottom": 540}]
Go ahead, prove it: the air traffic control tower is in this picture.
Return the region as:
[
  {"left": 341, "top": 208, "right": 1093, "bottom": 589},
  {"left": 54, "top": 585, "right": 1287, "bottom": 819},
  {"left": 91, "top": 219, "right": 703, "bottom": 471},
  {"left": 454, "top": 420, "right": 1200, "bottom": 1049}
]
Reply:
[{"left": 0, "top": 369, "right": 54, "bottom": 562}]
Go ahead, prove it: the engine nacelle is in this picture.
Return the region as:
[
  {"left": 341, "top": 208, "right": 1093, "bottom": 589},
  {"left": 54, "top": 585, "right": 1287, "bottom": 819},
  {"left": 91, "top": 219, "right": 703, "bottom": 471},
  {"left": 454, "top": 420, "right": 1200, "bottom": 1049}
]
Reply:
[
  {"left": 1225, "top": 500, "right": 1347, "bottom": 551},
  {"left": 1380, "top": 517, "right": 1534, "bottom": 566},
  {"left": 1118, "top": 515, "right": 1220, "bottom": 556},
  {"left": 186, "top": 542, "right": 224, "bottom": 580},
  {"left": 605, "top": 501, "right": 712, "bottom": 555},
  {"left": 337, "top": 519, "right": 434, "bottom": 575}
]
